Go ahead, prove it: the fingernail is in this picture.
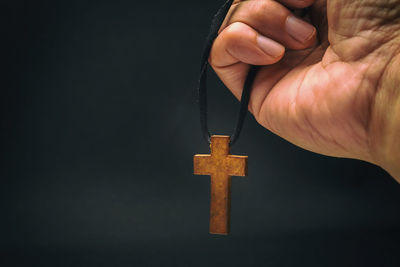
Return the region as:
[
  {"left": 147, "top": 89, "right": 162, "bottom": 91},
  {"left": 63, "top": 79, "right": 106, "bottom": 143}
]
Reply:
[
  {"left": 256, "top": 35, "right": 284, "bottom": 58},
  {"left": 286, "top": 15, "right": 316, "bottom": 43}
]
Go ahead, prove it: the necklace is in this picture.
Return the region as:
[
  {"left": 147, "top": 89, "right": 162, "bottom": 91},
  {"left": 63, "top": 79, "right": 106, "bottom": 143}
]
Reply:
[{"left": 194, "top": 0, "right": 259, "bottom": 235}]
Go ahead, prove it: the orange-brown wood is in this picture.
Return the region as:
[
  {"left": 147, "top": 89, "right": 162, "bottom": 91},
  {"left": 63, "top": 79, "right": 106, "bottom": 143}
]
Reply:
[{"left": 193, "top": 135, "right": 248, "bottom": 235}]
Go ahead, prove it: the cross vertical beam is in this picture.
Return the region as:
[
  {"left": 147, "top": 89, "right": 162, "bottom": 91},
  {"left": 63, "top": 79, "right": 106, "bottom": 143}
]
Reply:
[{"left": 194, "top": 135, "right": 248, "bottom": 235}]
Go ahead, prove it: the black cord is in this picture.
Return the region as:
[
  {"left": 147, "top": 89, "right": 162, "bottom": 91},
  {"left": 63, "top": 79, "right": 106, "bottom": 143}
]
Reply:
[{"left": 198, "top": 0, "right": 259, "bottom": 145}]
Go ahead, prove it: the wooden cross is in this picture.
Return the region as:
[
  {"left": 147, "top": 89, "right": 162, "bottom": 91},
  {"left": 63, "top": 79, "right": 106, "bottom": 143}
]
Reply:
[{"left": 193, "top": 135, "right": 248, "bottom": 235}]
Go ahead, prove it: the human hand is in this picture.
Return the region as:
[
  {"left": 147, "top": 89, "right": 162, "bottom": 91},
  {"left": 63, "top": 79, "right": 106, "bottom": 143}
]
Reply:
[{"left": 209, "top": 0, "right": 400, "bottom": 181}]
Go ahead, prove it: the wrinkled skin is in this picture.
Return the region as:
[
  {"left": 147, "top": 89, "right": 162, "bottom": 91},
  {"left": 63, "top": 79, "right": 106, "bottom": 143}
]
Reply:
[{"left": 209, "top": 0, "right": 400, "bottom": 181}]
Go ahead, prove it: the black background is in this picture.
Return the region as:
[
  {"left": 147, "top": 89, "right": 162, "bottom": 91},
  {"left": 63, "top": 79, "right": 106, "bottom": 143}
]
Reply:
[{"left": 2, "top": 1, "right": 400, "bottom": 266}]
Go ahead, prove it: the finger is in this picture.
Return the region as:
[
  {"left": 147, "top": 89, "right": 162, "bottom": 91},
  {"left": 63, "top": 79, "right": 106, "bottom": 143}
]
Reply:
[
  {"left": 209, "top": 22, "right": 286, "bottom": 101},
  {"left": 222, "top": 0, "right": 316, "bottom": 50},
  {"left": 210, "top": 22, "right": 285, "bottom": 68}
]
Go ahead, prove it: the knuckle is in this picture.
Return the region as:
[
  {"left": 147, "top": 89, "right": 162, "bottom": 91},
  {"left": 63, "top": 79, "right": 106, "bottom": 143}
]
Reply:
[
  {"left": 252, "top": 0, "right": 272, "bottom": 19},
  {"left": 221, "top": 22, "right": 251, "bottom": 48},
  {"left": 224, "top": 22, "right": 247, "bottom": 38},
  {"left": 209, "top": 23, "right": 245, "bottom": 67}
]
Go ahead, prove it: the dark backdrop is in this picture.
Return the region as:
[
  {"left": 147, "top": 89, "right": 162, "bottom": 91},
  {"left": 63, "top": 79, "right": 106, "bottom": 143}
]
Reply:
[{"left": 2, "top": 1, "right": 400, "bottom": 266}]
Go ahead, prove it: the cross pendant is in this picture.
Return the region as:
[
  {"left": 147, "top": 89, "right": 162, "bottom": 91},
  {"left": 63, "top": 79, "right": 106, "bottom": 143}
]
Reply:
[{"left": 193, "top": 135, "right": 248, "bottom": 235}]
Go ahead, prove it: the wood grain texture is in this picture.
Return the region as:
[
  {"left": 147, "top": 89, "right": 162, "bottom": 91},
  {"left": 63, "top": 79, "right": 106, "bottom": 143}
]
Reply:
[{"left": 194, "top": 135, "right": 248, "bottom": 235}]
